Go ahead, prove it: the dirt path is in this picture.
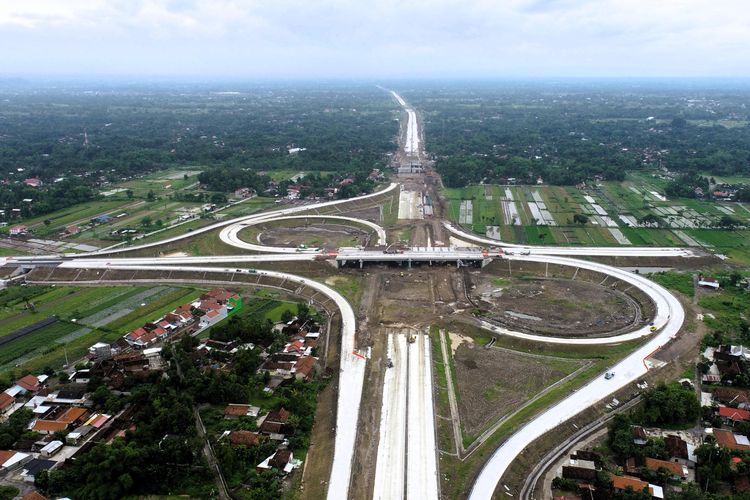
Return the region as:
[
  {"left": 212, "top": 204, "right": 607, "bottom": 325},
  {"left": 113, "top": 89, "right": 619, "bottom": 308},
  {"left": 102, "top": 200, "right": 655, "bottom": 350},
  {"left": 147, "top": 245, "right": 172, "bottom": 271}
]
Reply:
[{"left": 438, "top": 328, "right": 463, "bottom": 455}]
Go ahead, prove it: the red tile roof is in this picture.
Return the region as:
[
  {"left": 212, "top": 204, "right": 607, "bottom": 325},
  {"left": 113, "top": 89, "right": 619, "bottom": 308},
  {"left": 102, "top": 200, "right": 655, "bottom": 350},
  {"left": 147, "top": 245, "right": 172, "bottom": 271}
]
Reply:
[
  {"left": 645, "top": 457, "right": 685, "bottom": 476},
  {"left": 610, "top": 474, "right": 651, "bottom": 494},
  {"left": 720, "top": 406, "right": 750, "bottom": 421},
  {"left": 0, "top": 450, "right": 16, "bottom": 465},
  {"left": 58, "top": 406, "right": 89, "bottom": 424},
  {"left": 224, "top": 404, "right": 253, "bottom": 417},
  {"left": 21, "top": 491, "right": 48, "bottom": 500},
  {"left": 0, "top": 392, "right": 15, "bottom": 411},
  {"left": 714, "top": 429, "right": 750, "bottom": 451},
  {"left": 229, "top": 431, "right": 260, "bottom": 447},
  {"left": 294, "top": 356, "right": 316, "bottom": 379},
  {"left": 16, "top": 374, "right": 40, "bottom": 392},
  {"left": 32, "top": 420, "right": 68, "bottom": 433}
]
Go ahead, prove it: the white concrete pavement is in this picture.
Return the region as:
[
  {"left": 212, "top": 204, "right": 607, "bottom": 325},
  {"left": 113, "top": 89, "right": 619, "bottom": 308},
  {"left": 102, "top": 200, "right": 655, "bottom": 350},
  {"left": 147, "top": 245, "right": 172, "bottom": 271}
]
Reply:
[
  {"left": 407, "top": 332, "right": 439, "bottom": 500},
  {"left": 390, "top": 91, "right": 420, "bottom": 156},
  {"left": 373, "top": 333, "right": 408, "bottom": 500},
  {"left": 373, "top": 332, "right": 438, "bottom": 500}
]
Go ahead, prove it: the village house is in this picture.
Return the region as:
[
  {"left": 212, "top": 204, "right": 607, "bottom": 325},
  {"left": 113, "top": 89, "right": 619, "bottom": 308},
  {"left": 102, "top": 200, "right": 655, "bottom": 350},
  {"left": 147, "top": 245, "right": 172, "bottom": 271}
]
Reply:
[
  {"left": 228, "top": 430, "right": 261, "bottom": 447},
  {"left": 698, "top": 275, "right": 720, "bottom": 290},
  {"left": 9, "top": 224, "right": 29, "bottom": 236},
  {"left": 224, "top": 404, "right": 260, "bottom": 419},
  {"left": 719, "top": 406, "right": 750, "bottom": 426},
  {"left": 256, "top": 448, "right": 298, "bottom": 475},
  {"left": 609, "top": 474, "right": 663, "bottom": 499},
  {"left": 644, "top": 457, "right": 688, "bottom": 480}
]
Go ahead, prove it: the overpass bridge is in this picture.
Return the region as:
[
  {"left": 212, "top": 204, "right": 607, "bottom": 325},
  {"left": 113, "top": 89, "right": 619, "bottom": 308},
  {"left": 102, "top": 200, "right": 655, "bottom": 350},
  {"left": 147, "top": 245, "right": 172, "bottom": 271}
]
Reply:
[{"left": 334, "top": 246, "right": 499, "bottom": 268}]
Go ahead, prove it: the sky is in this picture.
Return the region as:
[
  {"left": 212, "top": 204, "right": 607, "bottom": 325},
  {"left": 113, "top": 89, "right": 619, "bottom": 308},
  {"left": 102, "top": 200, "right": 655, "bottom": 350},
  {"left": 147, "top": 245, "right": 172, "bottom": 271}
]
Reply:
[{"left": 1, "top": 0, "right": 749, "bottom": 79}]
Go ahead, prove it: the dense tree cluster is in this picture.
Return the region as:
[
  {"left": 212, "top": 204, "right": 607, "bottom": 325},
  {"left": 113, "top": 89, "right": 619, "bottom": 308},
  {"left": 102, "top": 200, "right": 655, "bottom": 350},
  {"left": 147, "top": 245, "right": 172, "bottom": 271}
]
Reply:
[
  {"left": 0, "top": 178, "right": 95, "bottom": 218},
  {"left": 636, "top": 382, "right": 701, "bottom": 426},
  {"left": 0, "top": 83, "right": 398, "bottom": 214},
  {"left": 401, "top": 83, "right": 750, "bottom": 187}
]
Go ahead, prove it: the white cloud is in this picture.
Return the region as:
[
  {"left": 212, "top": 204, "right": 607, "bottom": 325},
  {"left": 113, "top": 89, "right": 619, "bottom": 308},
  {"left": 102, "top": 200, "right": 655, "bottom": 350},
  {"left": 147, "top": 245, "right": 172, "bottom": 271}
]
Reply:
[{"left": 0, "top": 0, "right": 748, "bottom": 77}]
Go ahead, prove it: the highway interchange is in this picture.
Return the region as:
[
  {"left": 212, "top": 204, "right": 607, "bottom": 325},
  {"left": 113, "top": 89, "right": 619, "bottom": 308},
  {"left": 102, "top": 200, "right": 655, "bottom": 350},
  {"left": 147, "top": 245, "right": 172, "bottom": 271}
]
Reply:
[{"left": 0, "top": 89, "right": 692, "bottom": 500}]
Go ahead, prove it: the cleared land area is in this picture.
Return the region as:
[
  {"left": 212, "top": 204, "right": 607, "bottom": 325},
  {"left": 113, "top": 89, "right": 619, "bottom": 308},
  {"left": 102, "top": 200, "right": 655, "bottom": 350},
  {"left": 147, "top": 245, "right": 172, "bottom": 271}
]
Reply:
[
  {"left": 469, "top": 276, "right": 645, "bottom": 337},
  {"left": 250, "top": 222, "right": 374, "bottom": 250},
  {"left": 452, "top": 341, "right": 586, "bottom": 439}
]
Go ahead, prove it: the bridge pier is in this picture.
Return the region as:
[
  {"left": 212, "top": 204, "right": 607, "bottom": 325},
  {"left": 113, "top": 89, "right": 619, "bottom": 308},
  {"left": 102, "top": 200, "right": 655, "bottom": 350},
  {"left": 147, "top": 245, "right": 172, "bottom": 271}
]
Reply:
[
  {"left": 359, "top": 259, "right": 363, "bottom": 269},
  {"left": 407, "top": 258, "right": 412, "bottom": 269}
]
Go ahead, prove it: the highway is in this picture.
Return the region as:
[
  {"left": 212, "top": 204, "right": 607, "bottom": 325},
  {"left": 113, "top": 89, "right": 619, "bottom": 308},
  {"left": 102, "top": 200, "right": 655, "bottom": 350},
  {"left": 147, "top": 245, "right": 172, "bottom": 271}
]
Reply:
[
  {"left": 373, "top": 333, "right": 408, "bottom": 500},
  {"left": 390, "top": 91, "right": 420, "bottom": 156},
  {"left": 467, "top": 253, "right": 685, "bottom": 500},
  {"left": 373, "top": 332, "right": 439, "bottom": 500}
]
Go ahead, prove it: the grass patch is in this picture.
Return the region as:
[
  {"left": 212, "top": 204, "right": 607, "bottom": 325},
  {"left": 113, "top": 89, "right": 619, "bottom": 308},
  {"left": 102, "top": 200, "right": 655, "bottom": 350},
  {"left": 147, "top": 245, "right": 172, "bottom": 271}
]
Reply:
[{"left": 648, "top": 271, "right": 694, "bottom": 296}]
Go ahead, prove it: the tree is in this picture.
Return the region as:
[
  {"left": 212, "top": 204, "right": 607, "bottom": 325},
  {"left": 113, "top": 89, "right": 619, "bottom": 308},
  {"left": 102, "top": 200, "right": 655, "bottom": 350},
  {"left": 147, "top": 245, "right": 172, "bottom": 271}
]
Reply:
[
  {"left": 140, "top": 216, "right": 152, "bottom": 227},
  {"left": 280, "top": 309, "right": 294, "bottom": 323},
  {"left": 638, "top": 214, "right": 660, "bottom": 227},
  {"left": 573, "top": 213, "right": 588, "bottom": 225},
  {"left": 637, "top": 382, "right": 700, "bottom": 426},
  {"left": 297, "top": 302, "right": 310, "bottom": 322},
  {"left": 146, "top": 190, "right": 156, "bottom": 202},
  {"left": 126, "top": 189, "right": 134, "bottom": 199}
]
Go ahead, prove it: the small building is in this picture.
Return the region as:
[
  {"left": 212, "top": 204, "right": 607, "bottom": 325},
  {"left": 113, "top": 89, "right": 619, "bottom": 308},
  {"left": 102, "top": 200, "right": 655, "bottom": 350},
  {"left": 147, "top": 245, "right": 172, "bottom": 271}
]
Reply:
[
  {"left": 0, "top": 392, "right": 16, "bottom": 416},
  {"left": 259, "top": 408, "right": 291, "bottom": 435},
  {"left": 88, "top": 342, "right": 112, "bottom": 361},
  {"left": 23, "top": 178, "right": 43, "bottom": 188},
  {"left": 66, "top": 425, "right": 94, "bottom": 445},
  {"left": 632, "top": 426, "right": 649, "bottom": 446},
  {"left": 64, "top": 225, "right": 80, "bottom": 235},
  {"left": 644, "top": 457, "right": 688, "bottom": 480},
  {"left": 20, "top": 458, "right": 56, "bottom": 483},
  {"left": 609, "top": 474, "right": 660, "bottom": 498},
  {"left": 714, "top": 429, "right": 750, "bottom": 452},
  {"left": 39, "top": 440, "right": 63, "bottom": 458},
  {"left": 719, "top": 406, "right": 750, "bottom": 425},
  {"left": 562, "top": 456, "right": 597, "bottom": 481},
  {"left": 57, "top": 406, "right": 90, "bottom": 426},
  {"left": 224, "top": 404, "right": 261, "bottom": 419},
  {"left": 21, "top": 491, "right": 48, "bottom": 500},
  {"left": 31, "top": 420, "right": 68, "bottom": 435},
  {"left": 0, "top": 450, "right": 32, "bottom": 473},
  {"left": 14, "top": 374, "right": 43, "bottom": 394},
  {"left": 698, "top": 276, "right": 720, "bottom": 290},
  {"left": 293, "top": 356, "right": 317, "bottom": 381},
  {"left": 228, "top": 430, "right": 261, "bottom": 447},
  {"left": 9, "top": 224, "right": 29, "bottom": 236},
  {"left": 94, "top": 214, "right": 112, "bottom": 224},
  {"left": 257, "top": 449, "right": 297, "bottom": 475}
]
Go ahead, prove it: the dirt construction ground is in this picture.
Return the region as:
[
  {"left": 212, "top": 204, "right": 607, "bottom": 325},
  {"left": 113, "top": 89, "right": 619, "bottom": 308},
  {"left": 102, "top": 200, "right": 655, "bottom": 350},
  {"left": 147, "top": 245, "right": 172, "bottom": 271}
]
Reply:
[
  {"left": 469, "top": 276, "right": 643, "bottom": 337},
  {"left": 258, "top": 223, "right": 373, "bottom": 249}
]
